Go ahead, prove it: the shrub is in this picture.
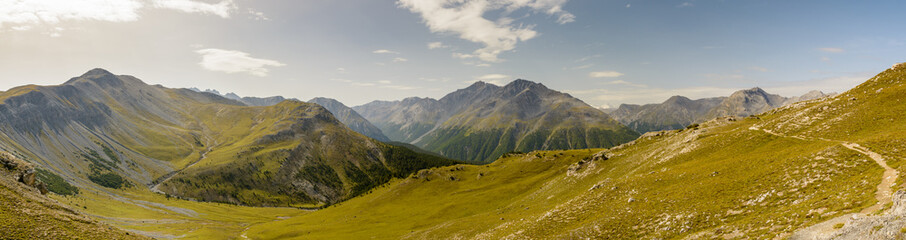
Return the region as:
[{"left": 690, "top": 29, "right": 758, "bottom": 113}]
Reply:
[{"left": 36, "top": 168, "right": 79, "bottom": 196}]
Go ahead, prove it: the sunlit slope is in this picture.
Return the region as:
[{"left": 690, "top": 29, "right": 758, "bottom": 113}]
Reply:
[
  {"left": 356, "top": 80, "right": 639, "bottom": 163},
  {"left": 247, "top": 64, "right": 906, "bottom": 239}
]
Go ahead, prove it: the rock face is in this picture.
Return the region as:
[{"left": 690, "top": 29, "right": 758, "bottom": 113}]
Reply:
[
  {"left": 308, "top": 97, "right": 390, "bottom": 142},
  {"left": 354, "top": 79, "right": 639, "bottom": 163}
]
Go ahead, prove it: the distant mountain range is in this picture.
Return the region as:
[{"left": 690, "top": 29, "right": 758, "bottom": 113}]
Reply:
[
  {"left": 354, "top": 80, "right": 639, "bottom": 163},
  {"left": 609, "top": 87, "right": 834, "bottom": 133}
]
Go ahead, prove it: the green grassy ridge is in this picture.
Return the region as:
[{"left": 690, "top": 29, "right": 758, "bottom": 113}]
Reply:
[{"left": 155, "top": 101, "right": 461, "bottom": 207}]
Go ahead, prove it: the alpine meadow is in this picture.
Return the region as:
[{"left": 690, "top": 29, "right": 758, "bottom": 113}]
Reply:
[{"left": 1, "top": 0, "right": 905, "bottom": 239}]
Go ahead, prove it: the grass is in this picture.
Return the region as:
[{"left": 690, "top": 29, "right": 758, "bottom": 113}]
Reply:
[
  {"left": 244, "top": 113, "right": 883, "bottom": 239},
  {"left": 53, "top": 185, "right": 308, "bottom": 239}
]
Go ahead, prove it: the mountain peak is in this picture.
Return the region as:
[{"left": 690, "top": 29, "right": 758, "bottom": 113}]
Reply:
[
  {"left": 504, "top": 79, "right": 547, "bottom": 91},
  {"left": 81, "top": 68, "right": 115, "bottom": 78},
  {"left": 65, "top": 68, "right": 125, "bottom": 87}
]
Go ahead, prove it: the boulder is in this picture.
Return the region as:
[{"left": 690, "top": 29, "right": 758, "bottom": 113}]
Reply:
[
  {"left": 37, "top": 182, "right": 49, "bottom": 195},
  {"left": 20, "top": 168, "right": 36, "bottom": 187}
]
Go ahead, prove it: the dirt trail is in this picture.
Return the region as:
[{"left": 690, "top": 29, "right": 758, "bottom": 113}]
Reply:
[
  {"left": 749, "top": 126, "right": 900, "bottom": 239},
  {"left": 150, "top": 144, "right": 213, "bottom": 194},
  {"left": 749, "top": 126, "right": 898, "bottom": 212},
  {"left": 842, "top": 142, "right": 898, "bottom": 214}
]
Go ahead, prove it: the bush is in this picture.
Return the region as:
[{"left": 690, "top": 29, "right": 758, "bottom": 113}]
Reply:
[
  {"left": 88, "top": 172, "right": 131, "bottom": 189},
  {"left": 36, "top": 168, "right": 79, "bottom": 196}
]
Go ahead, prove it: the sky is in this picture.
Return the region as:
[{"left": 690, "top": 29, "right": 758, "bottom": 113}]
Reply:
[{"left": 0, "top": 0, "right": 904, "bottom": 108}]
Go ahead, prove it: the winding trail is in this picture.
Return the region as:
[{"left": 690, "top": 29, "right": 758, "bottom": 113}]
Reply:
[
  {"left": 748, "top": 125, "right": 901, "bottom": 239},
  {"left": 149, "top": 145, "right": 213, "bottom": 194},
  {"left": 748, "top": 126, "right": 898, "bottom": 212},
  {"left": 842, "top": 142, "right": 898, "bottom": 214}
]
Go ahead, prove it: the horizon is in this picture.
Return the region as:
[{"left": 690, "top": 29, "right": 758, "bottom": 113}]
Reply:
[{"left": 1, "top": 0, "right": 904, "bottom": 107}]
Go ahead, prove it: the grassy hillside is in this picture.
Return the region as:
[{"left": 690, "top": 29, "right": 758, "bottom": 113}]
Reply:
[
  {"left": 244, "top": 64, "right": 906, "bottom": 239},
  {"left": 0, "top": 152, "right": 146, "bottom": 240}
]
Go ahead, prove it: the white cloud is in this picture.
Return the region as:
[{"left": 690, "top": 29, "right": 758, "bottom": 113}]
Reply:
[
  {"left": 195, "top": 48, "right": 285, "bottom": 77},
  {"left": 0, "top": 0, "right": 144, "bottom": 28},
  {"left": 677, "top": 2, "right": 693, "bottom": 7},
  {"left": 153, "top": 0, "right": 235, "bottom": 18},
  {"left": 10, "top": 25, "right": 32, "bottom": 31},
  {"left": 378, "top": 80, "right": 392, "bottom": 84},
  {"left": 477, "top": 74, "right": 510, "bottom": 80},
  {"left": 427, "top": 41, "right": 449, "bottom": 49},
  {"left": 575, "top": 54, "right": 601, "bottom": 62},
  {"left": 398, "top": 0, "right": 574, "bottom": 62},
  {"left": 589, "top": 71, "right": 625, "bottom": 78},
  {"left": 818, "top": 47, "right": 845, "bottom": 53},
  {"left": 570, "top": 63, "right": 593, "bottom": 70},
  {"left": 373, "top": 49, "right": 400, "bottom": 54},
  {"left": 392, "top": 57, "right": 408, "bottom": 62},
  {"left": 606, "top": 80, "right": 647, "bottom": 88},
  {"left": 0, "top": 0, "right": 246, "bottom": 32}
]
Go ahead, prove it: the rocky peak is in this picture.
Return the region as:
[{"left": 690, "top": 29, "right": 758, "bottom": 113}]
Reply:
[
  {"left": 504, "top": 79, "right": 547, "bottom": 91},
  {"left": 65, "top": 68, "right": 126, "bottom": 88},
  {"left": 663, "top": 95, "right": 693, "bottom": 105}
]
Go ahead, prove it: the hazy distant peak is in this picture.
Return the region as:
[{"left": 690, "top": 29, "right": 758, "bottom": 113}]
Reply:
[
  {"left": 664, "top": 95, "right": 692, "bottom": 104},
  {"left": 81, "top": 68, "right": 115, "bottom": 78},
  {"left": 223, "top": 92, "right": 242, "bottom": 101}
]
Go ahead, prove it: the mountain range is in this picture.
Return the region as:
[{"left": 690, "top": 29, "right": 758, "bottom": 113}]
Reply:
[
  {"left": 354, "top": 80, "right": 639, "bottom": 163},
  {"left": 0, "top": 69, "right": 456, "bottom": 207},
  {"left": 610, "top": 87, "right": 834, "bottom": 133}
]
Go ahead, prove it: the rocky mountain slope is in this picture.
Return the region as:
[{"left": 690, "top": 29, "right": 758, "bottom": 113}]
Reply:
[
  {"left": 308, "top": 97, "right": 390, "bottom": 142},
  {"left": 354, "top": 80, "right": 639, "bottom": 163},
  {"left": 0, "top": 69, "right": 456, "bottom": 208},
  {"left": 245, "top": 63, "right": 906, "bottom": 239},
  {"left": 611, "top": 87, "right": 833, "bottom": 133}
]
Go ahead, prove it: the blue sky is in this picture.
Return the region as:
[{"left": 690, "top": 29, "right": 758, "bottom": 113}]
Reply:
[{"left": 1, "top": 0, "right": 904, "bottom": 108}]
